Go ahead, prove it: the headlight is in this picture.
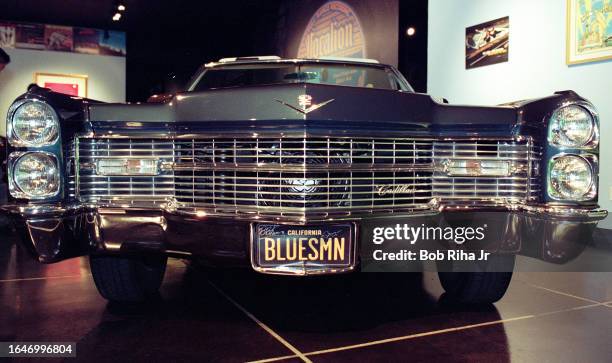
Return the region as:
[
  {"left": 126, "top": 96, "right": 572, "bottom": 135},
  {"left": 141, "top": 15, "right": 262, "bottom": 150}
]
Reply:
[
  {"left": 11, "top": 152, "right": 60, "bottom": 199},
  {"left": 548, "top": 155, "right": 594, "bottom": 200},
  {"left": 548, "top": 105, "right": 595, "bottom": 148},
  {"left": 9, "top": 100, "right": 59, "bottom": 146}
]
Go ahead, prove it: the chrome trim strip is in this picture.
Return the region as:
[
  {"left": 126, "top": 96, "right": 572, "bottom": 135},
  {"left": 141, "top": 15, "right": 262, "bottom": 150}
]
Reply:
[
  {"left": 170, "top": 162, "right": 433, "bottom": 172},
  {"left": 2, "top": 202, "right": 605, "bottom": 223}
]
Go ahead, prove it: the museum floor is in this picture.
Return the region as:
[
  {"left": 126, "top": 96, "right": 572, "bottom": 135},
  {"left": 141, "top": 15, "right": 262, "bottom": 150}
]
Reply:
[{"left": 1, "top": 227, "right": 611, "bottom": 362}]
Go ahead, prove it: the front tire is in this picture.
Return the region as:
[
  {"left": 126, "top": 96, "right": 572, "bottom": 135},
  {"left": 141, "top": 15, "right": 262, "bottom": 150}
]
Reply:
[
  {"left": 90, "top": 254, "right": 167, "bottom": 303},
  {"left": 438, "top": 254, "right": 515, "bottom": 304}
]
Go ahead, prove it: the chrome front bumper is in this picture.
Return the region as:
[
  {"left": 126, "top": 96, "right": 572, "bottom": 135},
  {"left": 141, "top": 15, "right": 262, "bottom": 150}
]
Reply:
[{"left": 1, "top": 203, "right": 607, "bottom": 269}]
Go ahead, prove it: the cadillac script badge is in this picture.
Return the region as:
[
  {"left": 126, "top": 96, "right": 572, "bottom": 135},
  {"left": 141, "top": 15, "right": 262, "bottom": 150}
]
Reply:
[{"left": 376, "top": 184, "right": 416, "bottom": 196}]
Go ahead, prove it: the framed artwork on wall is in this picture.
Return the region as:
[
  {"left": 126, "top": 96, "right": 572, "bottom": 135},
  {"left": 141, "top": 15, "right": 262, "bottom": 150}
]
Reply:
[
  {"left": 465, "top": 16, "right": 510, "bottom": 69},
  {"left": 566, "top": 0, "right": 612, "bottom": 65},
  {"left": 34, "top": 72, "right": 88, "bottom": 97}
]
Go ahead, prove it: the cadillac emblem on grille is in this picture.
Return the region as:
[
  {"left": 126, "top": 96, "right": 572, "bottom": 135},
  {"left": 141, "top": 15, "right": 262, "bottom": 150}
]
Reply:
[
  {"left": 375, "top": 184, "right": 416, "bottom": 196},
  {"left": 257, "top": 145, "right": 350, "bottom": 208},
  {"left": 275, "top": 94, "right": 335, "bottom": 114}
]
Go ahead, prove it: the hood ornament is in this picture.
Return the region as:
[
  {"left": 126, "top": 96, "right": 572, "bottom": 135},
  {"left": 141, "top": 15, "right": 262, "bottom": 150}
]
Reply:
[{"left": 275, "top": 94, "right": 335, "bottom": 115}]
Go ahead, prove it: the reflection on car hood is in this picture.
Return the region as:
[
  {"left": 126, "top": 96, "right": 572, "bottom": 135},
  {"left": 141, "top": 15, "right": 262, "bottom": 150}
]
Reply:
[{"left": 87, "top": 83, "right": 519, "bottom": 137}]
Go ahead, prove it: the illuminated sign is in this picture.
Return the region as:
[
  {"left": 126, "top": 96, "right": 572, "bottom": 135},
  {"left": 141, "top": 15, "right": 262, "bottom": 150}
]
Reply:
[{"left": 297, "top": 1, "right": 366, "bottom": 59}]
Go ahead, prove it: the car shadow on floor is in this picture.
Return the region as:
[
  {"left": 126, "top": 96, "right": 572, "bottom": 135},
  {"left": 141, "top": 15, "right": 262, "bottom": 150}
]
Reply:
[
  {"left": 79, "top": 264, "right": 510, "bottom": 362},
  {"left": 96, "top": 264, "right": 511, "bottom": 361},
  {"left": 195, "top": 266, "right": 502, "bottom": 331}
]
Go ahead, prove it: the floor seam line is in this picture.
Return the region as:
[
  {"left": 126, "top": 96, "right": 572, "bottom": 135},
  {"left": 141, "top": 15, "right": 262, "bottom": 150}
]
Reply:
[
  {"left": 207, "top": 280, "right": 313, "bottom": 363},
  {"left": 0, "top": 274, "right": 88, "bottom": 283},
  {"left": 524, "top": 282, "right": 604, "bottom": 304},
  {"left": 246, "top": 301, "right": 607, "bottom": 363}
]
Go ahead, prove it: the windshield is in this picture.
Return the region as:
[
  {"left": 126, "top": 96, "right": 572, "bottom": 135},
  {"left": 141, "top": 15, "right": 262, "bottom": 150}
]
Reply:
[{"left": 191, "top": 63, "right": 408, "bottom": 91}]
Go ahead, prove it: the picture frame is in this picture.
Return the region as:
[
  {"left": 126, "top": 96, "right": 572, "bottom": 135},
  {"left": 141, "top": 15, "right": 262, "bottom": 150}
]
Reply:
[
  {"left": 34, "top": 72, "right": 88, "bottom": 97},
  {"left": 465, "top": 16, "right": 510, "bottom": 69},
  {"left": 566, "top": 0, "right": 612, "bottom": 65}
]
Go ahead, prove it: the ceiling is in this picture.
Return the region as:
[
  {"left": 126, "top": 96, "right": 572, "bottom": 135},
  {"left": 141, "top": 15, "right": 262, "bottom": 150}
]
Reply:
[
  {"left": 0, "top": 0, "right": 126, "bottom": 30},
  {"left": 0, "top": 0, "right": 281, "bottom": 31}
]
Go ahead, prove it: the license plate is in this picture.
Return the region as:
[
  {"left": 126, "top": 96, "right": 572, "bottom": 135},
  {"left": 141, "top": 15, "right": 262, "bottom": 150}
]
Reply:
[{"left": 253, "top": 224, "right": 354, "bottom": 271}]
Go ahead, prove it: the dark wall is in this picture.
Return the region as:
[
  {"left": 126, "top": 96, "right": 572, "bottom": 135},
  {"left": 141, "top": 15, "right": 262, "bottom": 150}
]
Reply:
[
  {"left": 0, "top": 0, "right": 428, "bottom": 97},
  {"left": 277, "top": 0, "right": 399, "bottom": 66},
  {"left": 398, "top": 0, "right": 428, "bottom": 92},
  {"left": 124, "top": 1, "right": 282, "bottom": 101},
  {"left": 0, "top": 0, "right": 283, "bottom": 102}
]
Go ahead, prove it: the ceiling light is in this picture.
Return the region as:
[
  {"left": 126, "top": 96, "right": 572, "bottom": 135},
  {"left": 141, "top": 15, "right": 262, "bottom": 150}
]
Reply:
[
  {"left": 406, "top": 27, "right": 416, "bottom": 37},
  {"left": 112, "top": 12, "right": 122, "bottom": 21},
  {"left": 118, "top": 4, "right": 126, "bottom": 11}
]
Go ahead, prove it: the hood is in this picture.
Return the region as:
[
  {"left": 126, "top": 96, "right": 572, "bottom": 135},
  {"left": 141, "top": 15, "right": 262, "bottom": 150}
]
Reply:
[{"left": 87, "top": 83, "right": 519, "bottom": 137}]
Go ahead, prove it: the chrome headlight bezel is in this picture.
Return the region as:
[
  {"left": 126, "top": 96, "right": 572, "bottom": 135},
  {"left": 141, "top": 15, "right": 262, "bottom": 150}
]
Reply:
[
  {"left": 547, "top": 153, "right": 597, "bottom": 202},
  {"left": 8, "top": 151, "right": 61, "bottom": 200},
  {"left": 6, "top": 99, "right": 60, "bottom": 147},
  {"left": 547, "top": 102, "right": 598, "bottom": 149}
]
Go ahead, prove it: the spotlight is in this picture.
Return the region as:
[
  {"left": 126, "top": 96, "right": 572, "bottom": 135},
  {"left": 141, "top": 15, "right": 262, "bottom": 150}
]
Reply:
[
  {"left": 112, "top": 12, "right": 122, "bottom": 21},
  {"left": 406, "top": 27, "right": 416, "bottom": 37}
]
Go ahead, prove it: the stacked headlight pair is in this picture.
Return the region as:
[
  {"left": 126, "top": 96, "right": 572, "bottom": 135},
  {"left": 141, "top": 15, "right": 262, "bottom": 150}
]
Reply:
[
  {"left": 547, "top": 104, "right": 598, "bottom": 201},
  {"left": 7, "top": 100, "right": 61, "bottom": 199}
]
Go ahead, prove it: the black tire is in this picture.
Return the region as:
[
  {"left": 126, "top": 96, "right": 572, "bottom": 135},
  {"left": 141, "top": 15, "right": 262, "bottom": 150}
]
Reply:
[
  {"left": 438, "top": 254, "right": 515, "bottom": 304},
  {"left": 90, "top": 254, "right": 167, "bottom": 303}
]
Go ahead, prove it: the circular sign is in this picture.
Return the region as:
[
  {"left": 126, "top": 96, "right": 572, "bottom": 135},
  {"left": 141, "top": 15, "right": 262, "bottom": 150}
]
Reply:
[{"left": 297, "top": 1, "right": 366, "bottom": 59}]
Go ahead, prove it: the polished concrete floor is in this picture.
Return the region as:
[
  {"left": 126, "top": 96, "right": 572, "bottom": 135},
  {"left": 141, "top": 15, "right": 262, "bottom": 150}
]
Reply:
[{"left": 1, "top": 227, "right": 611, "bottom": 363}]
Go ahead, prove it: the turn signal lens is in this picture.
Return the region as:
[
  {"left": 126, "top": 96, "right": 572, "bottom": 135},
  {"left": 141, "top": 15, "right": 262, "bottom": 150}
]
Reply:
[
  {"left": 445, "top": 160, "right": 511, "bottom": 177},
  {"left": 96, "top": 159, "right": 160, "bottom": 176}
]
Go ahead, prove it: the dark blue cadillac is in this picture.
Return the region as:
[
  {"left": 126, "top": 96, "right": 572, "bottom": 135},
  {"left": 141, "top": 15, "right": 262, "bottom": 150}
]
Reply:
[{"left": 0, "top": 56, "right": 606, "bottom": 304}]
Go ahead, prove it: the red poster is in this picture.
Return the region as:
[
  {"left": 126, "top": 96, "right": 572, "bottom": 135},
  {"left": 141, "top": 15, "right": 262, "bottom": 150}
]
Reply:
[{"left": 44, "top": 82, "right": 79, "bottom": 96}]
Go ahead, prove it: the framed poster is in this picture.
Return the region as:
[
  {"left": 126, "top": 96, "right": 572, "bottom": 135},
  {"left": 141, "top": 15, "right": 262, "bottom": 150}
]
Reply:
[
  {"left": 74, "top": 27, "right": 101, "bottom": 54},
  {"left": 34, "top": 72, "right": 88, "bottom": 97},
  {"left": 0, "top": 23, "right": 16, "bottom": 47},
  {"left": 98, "top": 30, "right": 127, "bottom": 56},
  {"left": 15, "top": 22, "right": 45, "bottom": 50},
  {"left": 566, "top": 0, "right": 612, "bottom": 65},
  {"left": 465, "top": 16, "right": 510, "bottom": 69},
  {"left": 44, "top": 25, "right": 73, "bottom": 51}
]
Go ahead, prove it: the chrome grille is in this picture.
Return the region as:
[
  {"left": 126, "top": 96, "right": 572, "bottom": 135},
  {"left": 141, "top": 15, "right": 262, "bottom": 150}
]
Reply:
[
  {"left": 76, "top": 137, "right": 540, "bottom": 218},
  {"left": 432, "top": 141, "right": 541, "bottom": 203},
  {"left": 77, "top": 139, "right": 175, "bottom": 204},
  {"left": 66, "top": 138, "right": 78, "bottom": 199}
]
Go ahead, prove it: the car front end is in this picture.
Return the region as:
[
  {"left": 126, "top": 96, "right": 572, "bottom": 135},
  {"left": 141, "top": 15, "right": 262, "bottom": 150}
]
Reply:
[{"left": 1, "top": 57, "right": 606, "bottom": 303}]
